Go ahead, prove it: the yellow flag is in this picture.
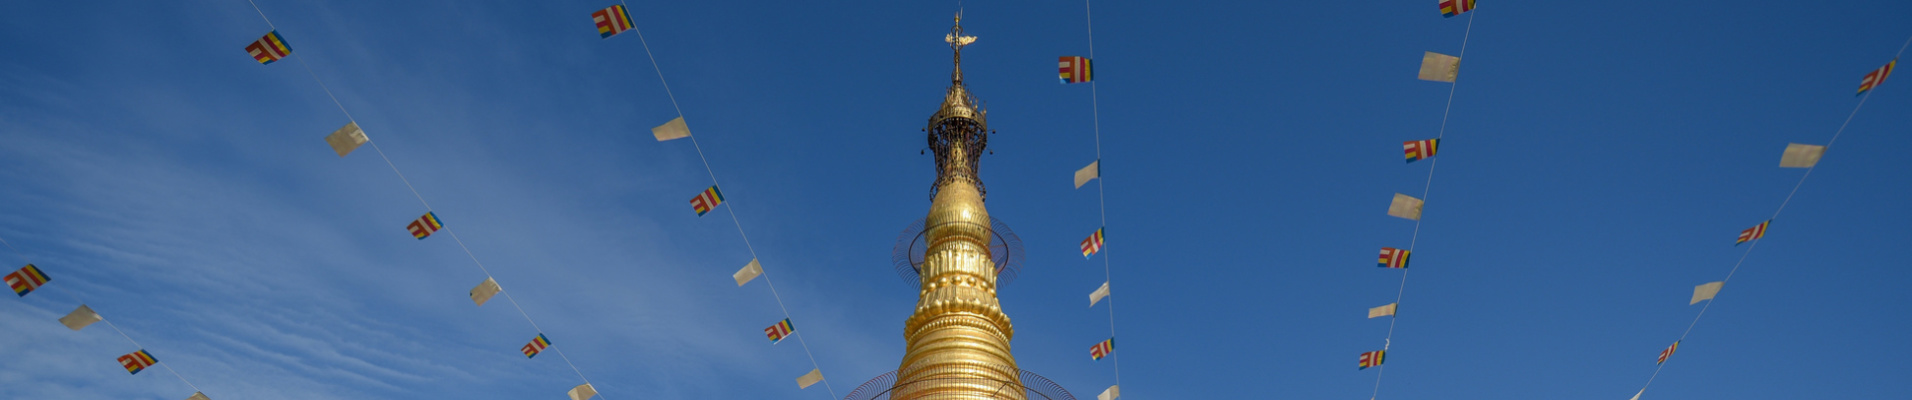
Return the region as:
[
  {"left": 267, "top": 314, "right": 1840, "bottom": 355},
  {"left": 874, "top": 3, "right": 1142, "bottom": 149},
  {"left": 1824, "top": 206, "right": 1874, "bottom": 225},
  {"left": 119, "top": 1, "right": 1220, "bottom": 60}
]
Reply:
[
  {"left": 1074, "top": 160, "right": 1100, "bottom": 189},
  {"left": 652, "top": 117, "right": 691, "bottom": 141},
  {"left": 733, "top": 259, "right": 763, "bottom": 287},
  {"left": 1388, "top": 193, "right": 1424, "bottom": 220},
  {"left": 1418, "top": 52, "right": 1460, "bottom": 82},
  {"left": 324, "top": 122, "right": 368, "bottom": 157},
  {"left": 1779, "top": 143, "right": 1825, "bottom": 168},
  {"left": 796, "top": 369, "right": 825, "bottom": 389},
  {"left": 470, "top": 278, "right": 502, "bottom": 306},
  {"left": 1368, "top": 303, "right": 1397, "bottom": 318}
]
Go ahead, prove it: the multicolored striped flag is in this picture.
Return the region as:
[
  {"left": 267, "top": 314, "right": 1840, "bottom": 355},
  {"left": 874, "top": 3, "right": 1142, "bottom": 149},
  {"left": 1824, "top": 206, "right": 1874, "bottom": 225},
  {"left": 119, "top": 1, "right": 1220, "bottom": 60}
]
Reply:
[
  {"left": 1359, "top": 350, "right": 1386, "bottom": 369},
  {"left": 1080, "top": 228, "right": 1105, "bottom": 259},
  {"left": 1059, "top": 56, "right": 1092, "bottom": 84},
  {"left": 1736, "top": 220, "right": 1769, "bottom": 245},
  {"left": 6, "top": 264, "right": 50, "bottom": 297},
  {"left": 407, "top": 212, "right": 444, "bottom": 240},
  {"left": 1439, "top": 0, "right": 1476, "bottom": 17},
  {"left": 1090, "top": 338, "right": 1115, "bottom": 360},
  {"left": 1404, "top": 138, "right": 1439, "bottom": 163},
  {"left": 118, "top": 349, "right": 158, "bottom": 375},
  {"left": 522, "top": 333, "right": 552, "bottom": 358},
  {"left": 1857, "top": 59, "right": 1896, "bottom": 95},
  {"left": 765, "top": 318, "right": 795, "bottom": 344},
  {"left": 1657, "top": 341, "right": 1678, "bottom": 364},
  {"left": 592, "top": 5, "right": 635, "bottom": 39},
  {"left": 1377, "top": 247, "right": 1410, "bottom": 269},
  {"left": 690, "top": 185, "right": 725, "bottom": 216},
  {"left": 244, "top": 31, "right": 292, "bottom": 65}
]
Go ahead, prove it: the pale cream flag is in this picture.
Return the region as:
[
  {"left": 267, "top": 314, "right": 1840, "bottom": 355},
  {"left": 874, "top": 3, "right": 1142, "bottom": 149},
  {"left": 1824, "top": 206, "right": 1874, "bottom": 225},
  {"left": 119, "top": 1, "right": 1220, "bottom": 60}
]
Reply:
[
  {"left": 1418, "top": 52, "right": 1461, "bottom": 82},
  {"left": 1690, "top": 281, "right": 1724, "bottom": 305},
  {"left": 796, "top": 368, "right": 825, "bottom": 389},
  {"left": 1074, "top": 160, "right": 1101, "bottom": 189},
  {"left": 1628, "top": 389, "right": 1642, "bottom": 400},
  {"left": 59, "top": 304, "right": 102, "bottom": 331},
  {"left": 470, "top": 278, "right": 502, "bottom": 306},
  {"left": 1089, "top": 281, "right": 1111, "bottom": 307},
  {"left": 1779, "top": 143, "right": 1826, "bottom": 168},
  {"left": 1388, "top": 193, "right": 1424, "bottom": 220},
  {"left": 568, "top": 383, "right": 598, "bottom": 400},
  {"left": 186, "top": 392, "right": 211, "bottom": 400},
  {"left": 652, "top": 116, "right": 691, "bottom": 141},
  {"left": 1368, "top": 303, "right": 1398, "bottom": 319},
  {"left": 734, "top": 259, "right": 764, "bottom": 287},
  {"left": 1098, "top": 385, "right": 1120, "bottom": 400},
  {"left": 324, "top": 122, "right": 369, "bottom": 157}
]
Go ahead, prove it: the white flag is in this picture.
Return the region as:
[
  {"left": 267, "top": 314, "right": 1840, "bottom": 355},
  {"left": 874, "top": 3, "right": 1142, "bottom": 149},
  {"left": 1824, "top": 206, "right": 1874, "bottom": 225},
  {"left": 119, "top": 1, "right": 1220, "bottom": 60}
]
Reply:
[
  {"left": 1368, "top": 303, "right": 1397, "bottom": 318},
  {"left": 1089, "top": 281, "right": 1111, "bottom": 307},
  {"left": 1098, "top": 385, "right": 1120, "bottom": 400},
  {"left": 186, "top": 392, "right": 211, "bottom": 400},
  {"left": 652, "top": 117, "right": 691, "bottom": 141},
  {"left": 796, "top": 368, "right": 825, "bottom": 389},
  {"left": 1779, "top": 143, "right": 1826, "bottom": 168},
  {"left": 1690, "top": 281, "right": 1724, "bottom": 305},
  {"left": 324, "top": 122, "right": 369, "bottom": 157},
  {"left": 733, "top": 259, "right": 764, "bottom": 287},
  {"left": 1074, "top": 160, "right": 1101, "bottom": 189},
  {"left": 470, "top": 278, "right": 502, "bottom": 307},
  {"left": 1418, "top": 51, "right": 1461, "bottom": 82},
  {"left": 59, "top": 305, "right": 102, "bottom": 331},
  {"left": 568, "top": 383, "right": 598, "bottom": 400},
  {"left": 1388, "top": 193, "right": 1424, "bottom": 220},
  {"left": 1629, "top": 389, "right": 1642, "bottom": 400}
]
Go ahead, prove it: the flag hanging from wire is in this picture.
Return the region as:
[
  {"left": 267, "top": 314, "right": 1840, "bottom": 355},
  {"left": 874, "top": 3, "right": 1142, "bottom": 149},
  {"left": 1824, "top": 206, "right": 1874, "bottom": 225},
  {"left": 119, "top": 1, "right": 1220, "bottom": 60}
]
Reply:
[
  {"left": 244, "top": 30, "right": 292, "bottom": 65},
  {"left": 734, "top": 259, "right": 763, "bottom": 287},
  {"left": 407, "top": 212, "right": 444, "bottom": 240},
  {"left": 118, "top": 349, "right": 158, "bottom": 375},
  {"left": 1628, "top": 389, "right": 1643, "bottom": 400},
  {"left": 1377, "top": 247, "right": 1411, "bottom": 269},
  {"left": 1779, "top": 143, "right": 1826, "bottom": 168},
  {"left": 1074, "top": 160, "right": 1100, "bottom": 189},
  {"left": 59, "top": 305, "right": 102, "bottom": 331},
  {"left": 652, "top": 116, "right": 691, "bottom": 141},
  {"left": 470, "top": 278, "right": 502, "bottom": 306},
  {"left": 1418, "top": 52, "right": 1461, "bottom": 83},
  {"left": 1359, "top": 350, "right": 1386, "bottom": 369},
  {"left": 1857, "top": 59, "right": 1896, "bottom": 95},
  {"left": 1404, "top": 138, "right": 1439, "bottom": 163},
  {"left": 1081, "top": 228, "right": 1105, "bottom": 259},
  {"left": 796, "top": 368, "right": 826, "bottom": 389},
  {"left": 1090, "top": 338, "right": 1115, "bottom": 360},
  {"left": 1369, "top": 303, "right": 1398, "bottom": 318},
  {"left": 690, "top": 186, "right": 725, "bottom": 216},
  {"left": 1438, "top": 0, "right": 1476, "bottom": 17},
  {"left": 1736, "top": 220, "right": 1770, "bottom": 245},
  {"left": 592, "top": 4, "right": 635, "bottom": 39},
  {"left": 1690, "top": 281, "right": 1723, "bottom": 305},
  {"left": 1098, "top": 385, "right": 1120, "bottom": 400},
  {"left": 1657, "top": 341, "right": 1678, "bottom": 364},
  {"left": 187, "top": 392, "right": 211, "bottom": 400},
  {"left": 521, "top": 333, "right": 552, "bottom": 358},
  {"left": 568, "top": 383, "right": 598, "bottom": 400},
  {"left": 6, "top": 264, "right": 49, "bottom": 297},
  {"left": 1388, "top": 194, "right": 1425, "bottom": 220},
  {"left": 1089, "top": 281, "right": 1111, "bottom": 307},
  {"left": 325, "top": 122, "right": 368, "bottom": 157},
  {"left": 1059, "top": 56, "right": 1093, "bottom": 84},
  {"left": 765, "top": 318, "right": 795, "bottom": 344}
]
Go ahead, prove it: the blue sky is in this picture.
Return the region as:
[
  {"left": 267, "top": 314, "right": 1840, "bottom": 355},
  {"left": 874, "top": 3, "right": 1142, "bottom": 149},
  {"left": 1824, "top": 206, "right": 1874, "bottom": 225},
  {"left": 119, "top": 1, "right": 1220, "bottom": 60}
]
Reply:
[{"left": 2, "top": 0, "right": 1910, "bottom": 399}]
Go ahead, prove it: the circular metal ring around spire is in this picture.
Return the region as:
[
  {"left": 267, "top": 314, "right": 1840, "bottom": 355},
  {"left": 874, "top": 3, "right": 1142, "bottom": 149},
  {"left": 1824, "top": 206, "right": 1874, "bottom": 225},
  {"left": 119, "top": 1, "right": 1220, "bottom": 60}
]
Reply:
[{"left": 891, "top": 217, "right": 1025, "bottom": 287}]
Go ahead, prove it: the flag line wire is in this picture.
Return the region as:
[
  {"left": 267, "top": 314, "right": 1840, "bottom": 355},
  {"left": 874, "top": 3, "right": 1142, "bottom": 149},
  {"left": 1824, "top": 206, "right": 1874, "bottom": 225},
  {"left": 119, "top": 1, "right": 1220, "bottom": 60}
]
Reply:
[
  {"left": 1371, "top": 10, "right": 1476, "bottom": 400},
  {"left": 1631, "top": 34, "right": 1912, "bottom": 397},
  {"left": 0, "top": 236, "right": 205, "bottom": 395},
  {"left": 615, "top": 1, "right": 837, "bottom": 397},
  {"left": 1082, "top": 0, "right": 1125, "bottom": 391}
]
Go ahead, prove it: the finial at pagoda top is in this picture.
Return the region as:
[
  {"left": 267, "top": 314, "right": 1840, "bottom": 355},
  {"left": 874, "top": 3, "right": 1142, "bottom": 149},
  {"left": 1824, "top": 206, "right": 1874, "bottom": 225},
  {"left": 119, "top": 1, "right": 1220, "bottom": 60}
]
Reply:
[{"left": 945, "top": 10, "right": 976, "bottom": 52}]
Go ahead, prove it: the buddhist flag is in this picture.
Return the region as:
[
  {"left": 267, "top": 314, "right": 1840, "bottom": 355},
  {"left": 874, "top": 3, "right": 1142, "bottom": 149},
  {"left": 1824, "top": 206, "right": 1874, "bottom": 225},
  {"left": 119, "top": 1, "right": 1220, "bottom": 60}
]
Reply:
[
  {"left": 592, "top": 4, "right": 635, "bottom": 39},
  {"left": 1098, "top": 385, "right": 1120, "bottom": 400},
  {"left": 1736, "top": 220, "right": 1769, "bottom": 245},
  {"left": 1657, "top": 341, "right": 1678, "bottom": 364},
  {"left": 1358, "top": 350, "right": 1386, "bottom": 369},
  {"left": 1059, "top": 56, "right": 1093, "bottom": 84},
  {"left": 568, "top": 383, "right": 598, "bottom": 400},
  {"left": 1081, "top": 228, "right": 1105, "bottom": 259},
  {"left": 1377, "top": 247, "right": 1411, "bottom": 269},
  {"left": 325, "top": 122, "right": 369, "bottom": 157},
  {"left": 470, "top": 278, "right": 502, "bottom": 306},
  {"left": 652, "top": 116, "right": 691, "bottom": 141},
  {"left": 1857, "top": 59, "right": 1896, "bottom": 95},
  {"left": 407, "top": 212, "right": 444, "bottom": 240},
  {"left": 1439, "top": 0, "right": 1476, "bottom": 17},
  {"left": 522, "top": 333, "right": 552, "bottom": 358},
  {"left": 118, "top": 349, "right": 158, "bottom": 375},
  {"left": 187, "top": 392, "right": 211, "bottom": 400},
  {"left": 1418, "top": 52, "right": 1461, "bottom": 83},
  {"left": 1090, "top": 338, "right": 1115, "bottom": 360},
  {"left": 1368, "top": 303, "right": 1398, "bottom": 318},
  {"left": 690, "top": 186, "right": 724, "bottom": 216},
  {"left": 796, "top": 368, "right": 825, "bottom": 389},
  {"left": 1690, "top": 281, "right": 1723, "bottom": 305},
  {"left": 734, "top": 259, "right": 764, "bottom": 287},
  {"left": 1074, "top": 160, "right": 1100, "bottom": 189},
  {"left": 1779, "top": 143, "right": 1825, "bottom": 168},
  {"left": 1388, "top": 194, "right": 1424, "bottom": 220},
  {"left": 244, "top": 30, "right": 292, "bottom": 65},
  {"left": 1089, "top": 281, "right": 1111, "bottom": 307},
  {"left": 1404, "top": 138, "right": 1439, "bottom": 163},
  {"left": 6, "top": 264, "right": 50, "bottom": 297},
  {"left": 59, "top": 305, "right": 103, "bottom": 331},
  {"left": 765, "top": 318, "right": 795, "bottom": 344}
]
